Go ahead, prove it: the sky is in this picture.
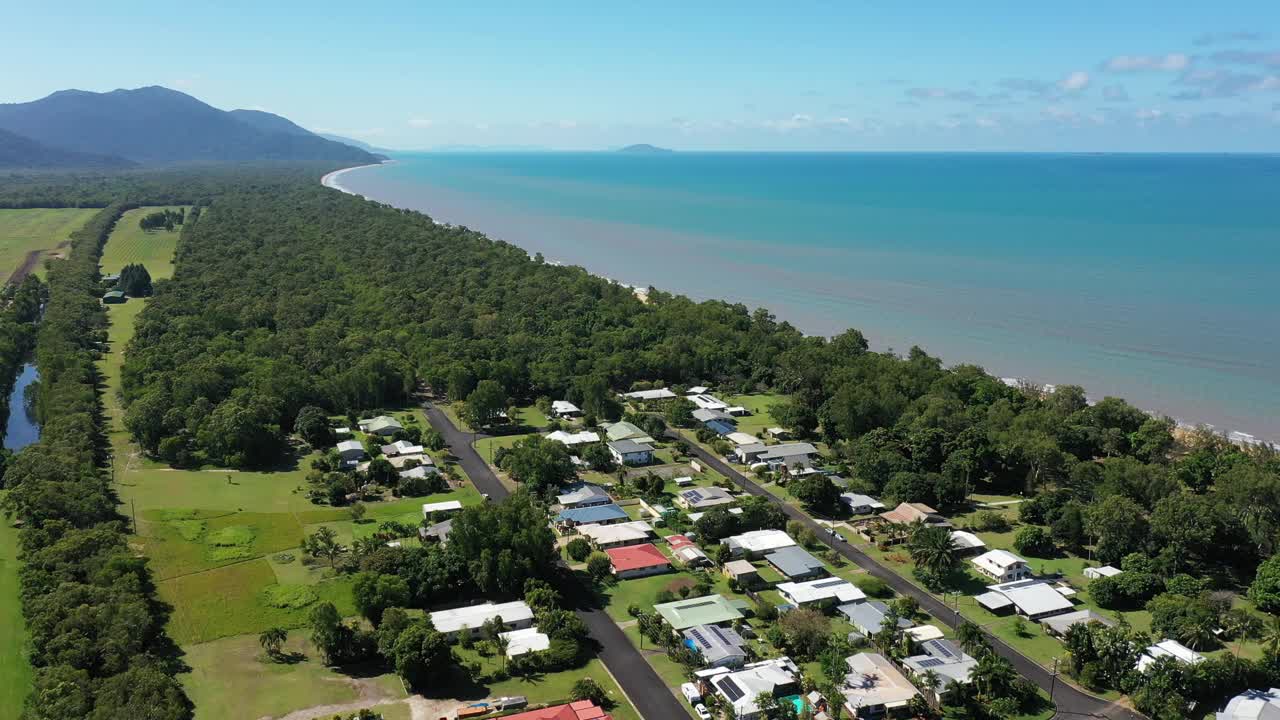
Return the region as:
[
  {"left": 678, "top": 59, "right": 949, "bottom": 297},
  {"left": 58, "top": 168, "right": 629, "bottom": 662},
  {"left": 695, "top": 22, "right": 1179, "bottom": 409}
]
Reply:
[{"left": 3, "top": 1, "right": 1279, "bottom": 151}]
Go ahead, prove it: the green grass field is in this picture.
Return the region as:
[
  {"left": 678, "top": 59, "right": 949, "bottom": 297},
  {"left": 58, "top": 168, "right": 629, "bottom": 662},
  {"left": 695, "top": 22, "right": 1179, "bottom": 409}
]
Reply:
[
  {"left": 99, "top": 206, "right": 186, "bottom": 280},
  {"left": 0, "top": 503, "right": 32, "bottom": 720},
  {"left": 0, "top": 207, "right": 97, "bottom": 283}
]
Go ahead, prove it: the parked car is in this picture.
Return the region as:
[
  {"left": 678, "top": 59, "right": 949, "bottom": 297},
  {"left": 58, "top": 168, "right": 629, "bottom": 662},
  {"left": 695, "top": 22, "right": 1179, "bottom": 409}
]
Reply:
[{"left": 694, "top": 704, "right": 712, "bottom": 719}]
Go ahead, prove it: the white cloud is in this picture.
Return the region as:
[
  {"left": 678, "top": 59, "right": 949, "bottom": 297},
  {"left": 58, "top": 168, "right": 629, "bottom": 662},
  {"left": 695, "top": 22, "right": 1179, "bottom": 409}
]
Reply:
[
  {"left": 1103, "top": 53, "right": 1190, "bottom": 72},
  {"left": 1059, "top": 71, "right": 1090, "bottom": 91},
  {"left": 1102, "top": 85, "right": 1130, "bottom": 102}
]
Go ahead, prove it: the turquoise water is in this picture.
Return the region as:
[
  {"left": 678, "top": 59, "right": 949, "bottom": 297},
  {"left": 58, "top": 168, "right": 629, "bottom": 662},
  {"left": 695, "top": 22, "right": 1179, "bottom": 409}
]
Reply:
[{"left": 337, "top": 152, "right": 1280, "bottom": 441}]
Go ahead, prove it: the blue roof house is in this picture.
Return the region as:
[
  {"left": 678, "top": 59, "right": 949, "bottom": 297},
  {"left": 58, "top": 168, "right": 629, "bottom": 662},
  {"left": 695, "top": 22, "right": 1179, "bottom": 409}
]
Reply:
[{"left": 555, "top": 503, "right": 629, "bottom": 528}]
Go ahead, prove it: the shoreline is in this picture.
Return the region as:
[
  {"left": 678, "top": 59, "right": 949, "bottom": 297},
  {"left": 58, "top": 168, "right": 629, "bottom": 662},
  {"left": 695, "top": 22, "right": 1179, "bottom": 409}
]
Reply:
[
  {"left": 320, "top": 161, "right": 391, "bottom": 198},
  {"left": 318, "top": 163, "right": 1278, "bottom": 450}
]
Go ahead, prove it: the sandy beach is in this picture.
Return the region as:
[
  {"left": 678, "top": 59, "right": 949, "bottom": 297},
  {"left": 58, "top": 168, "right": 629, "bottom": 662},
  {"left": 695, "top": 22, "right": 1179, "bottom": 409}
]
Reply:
[{"left": 320, "top": 162, "right": 389, "bottom": 197}]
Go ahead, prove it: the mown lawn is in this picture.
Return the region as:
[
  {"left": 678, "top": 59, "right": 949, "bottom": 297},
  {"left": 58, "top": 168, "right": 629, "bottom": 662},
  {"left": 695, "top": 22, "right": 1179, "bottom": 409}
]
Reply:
[
  {"left": 0, "top": 207, "right": 97, "bottom": 282},
  {"left": 160, "top": 558, "right": 357, "bottom": 645},
  {"left": 451, "top": 648, "right": 642, "bottom": 720},
  {"left": 99, "top": 206, "right": 187, "bottom": 280},
  {"left": 0, "top": 507, "right": 32, "bottom": 720},
  {"left": 181, "top": 632, "right": 407, "bottom": 720},
  {"left": 723, "top": 392, "right": 788, "bottom": 436}
]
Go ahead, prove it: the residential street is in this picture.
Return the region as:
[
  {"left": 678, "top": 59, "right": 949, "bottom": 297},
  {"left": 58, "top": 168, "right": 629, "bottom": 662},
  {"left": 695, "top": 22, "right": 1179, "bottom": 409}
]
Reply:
[
  {"left": 421, "top": 401, "right": 694, "bottom": 720},
  {"left": 673, "top": 434, "right": 1143, "bottom": 720}
]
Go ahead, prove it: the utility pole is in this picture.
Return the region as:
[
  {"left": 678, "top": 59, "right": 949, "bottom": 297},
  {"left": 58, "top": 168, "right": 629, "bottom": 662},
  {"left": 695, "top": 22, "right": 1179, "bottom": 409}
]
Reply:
[
  {"left": 1049, "top": 656, "right": 1059, "bottom": 703},
  {"left": 131, "top": 499, "right": 138, "bottom": 535}
]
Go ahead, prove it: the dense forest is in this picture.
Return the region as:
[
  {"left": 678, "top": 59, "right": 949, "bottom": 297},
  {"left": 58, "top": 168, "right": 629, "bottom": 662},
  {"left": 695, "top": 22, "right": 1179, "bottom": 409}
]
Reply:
[{"left": 0, "top": 204, "right": 194, "bottom": 719}]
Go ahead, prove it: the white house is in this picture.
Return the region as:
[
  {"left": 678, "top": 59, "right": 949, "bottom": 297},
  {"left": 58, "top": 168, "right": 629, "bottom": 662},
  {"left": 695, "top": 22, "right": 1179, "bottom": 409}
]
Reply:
[
  {"left": 422, "top": 500, "right": 464, "bottom": 518},
  {"left": 622, "top": 388, "right": 677, "bottom": 401},
  {"left": 551, "top": 400, "right": 582, "bottom": 418},
  {"left": 576, "top": 520, "right": 655, "bottom": 549},
  {"left": 841, "top": 653, "right": 921, "bottom": 719},
  {"left": 1084, "top": 565, "right": 1123, "bottom": 580},
  {"left": 971, "top": 549, "right": 1031, "bottom": 582},
  {"left": 722, "top": 529, "right": 796, "bottom": 558},
  {"left": 950, "top": 531, "right": 987, "bottom": 555},
  {"left": 429, "top": 600, "right": 534, "bottom": 639},
  {"left": 545, "top": 429, "right": 600, "bottom": 447},
  {"left": 1137, "top": 639, "right": 1206, "bottom": 672},
  {"left": 381, "top": 439, "right": 424, "bottom": 457},
  {"left": 703, "top": 657, "right": 799, "bottom": 720},
  {"left": 501, "top": 627, "right": 550, "bottom": 657},
  {"left": 777, "top": 578, "right": 865, "bottom": 607},
  {"left": 336, "top": 439, "right": 365, "bottom": 462},
  {"left": 840, "top": 493, "right": 886, "bottom": 515},
  {"left": 676, "top": 486, "right": 735, "bottom": 510},
  {"left": 1218, "top": 688, "right": 1280, "bottom": 720},
  {"left": 975, "top": 579, "right": 1074, "bottom": 620},
  {"left": 608, "top": 439, "right": 654, "bottom": 465},
  {"left": 689, "top": 393, "right": 729, "bottom": 411}
]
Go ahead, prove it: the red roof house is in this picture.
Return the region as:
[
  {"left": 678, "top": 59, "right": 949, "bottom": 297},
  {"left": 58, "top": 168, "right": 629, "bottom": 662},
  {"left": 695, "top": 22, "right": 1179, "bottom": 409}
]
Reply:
[
  {"left": 502, "top": 700, "right": 612, "bottom": 720},
  {"left": 666, "top": 534, "right": 696, "bottom": 550},
  {"left": 605, "top": 543, "right": 672, "bottom": 579}
]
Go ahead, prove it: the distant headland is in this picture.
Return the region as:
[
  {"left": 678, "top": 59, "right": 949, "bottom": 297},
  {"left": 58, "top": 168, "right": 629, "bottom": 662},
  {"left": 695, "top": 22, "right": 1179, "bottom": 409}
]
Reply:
[{"left": 616, "top": 143, "right": 673, "bottom": 154}]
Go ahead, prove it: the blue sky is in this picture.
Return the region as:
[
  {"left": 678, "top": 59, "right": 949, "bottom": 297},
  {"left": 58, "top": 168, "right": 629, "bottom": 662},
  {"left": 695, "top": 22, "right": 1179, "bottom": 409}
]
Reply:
[{"left": 3, "top": 1, "right": 1279, "bottom": 150}]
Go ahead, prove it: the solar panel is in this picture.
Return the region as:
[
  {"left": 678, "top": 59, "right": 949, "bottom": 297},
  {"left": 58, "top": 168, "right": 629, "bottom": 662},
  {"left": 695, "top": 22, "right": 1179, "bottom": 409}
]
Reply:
[
  {"left": 916, "top": 658, "right": 945, "bottom": 668},
  {"left": 717, "top": 678, "right": 745, "bottom": 702},
  {"left": 926, "top": 640, "right": 959, "bottom": 661}
]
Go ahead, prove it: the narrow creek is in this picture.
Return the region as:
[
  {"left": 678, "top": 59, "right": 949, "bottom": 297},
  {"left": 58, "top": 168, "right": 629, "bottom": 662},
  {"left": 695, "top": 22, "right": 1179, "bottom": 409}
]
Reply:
[{"left": 2, "top": 362, "right": 40, "bottom": 451}]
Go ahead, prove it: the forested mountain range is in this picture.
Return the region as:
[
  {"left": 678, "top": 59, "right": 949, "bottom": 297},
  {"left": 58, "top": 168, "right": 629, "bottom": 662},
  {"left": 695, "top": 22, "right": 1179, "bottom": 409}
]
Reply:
[
  {"left": 0, "top": 127, "right": 137, "bottom": 170},
  {"left": 0, "top": 86, "right": 381, "bottom": 167}
]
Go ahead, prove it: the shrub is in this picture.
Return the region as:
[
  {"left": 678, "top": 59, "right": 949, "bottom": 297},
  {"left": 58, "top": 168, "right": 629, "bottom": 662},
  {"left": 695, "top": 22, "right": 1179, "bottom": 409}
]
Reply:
[
  {"left": 565, "top": 537, "right": 592, "bottom": 561},
  {"left": 1249, "top": 554, "right": 1280, "bottom": 613},
  {"left": 971, "top": 509, "right": 1011, "bottom": 533},
  {"left": 854, "top": 575, "right": 893, "bottom": 599},
  {"left": 1012, "top": 526, "right": 1055, "bottom": 557}
]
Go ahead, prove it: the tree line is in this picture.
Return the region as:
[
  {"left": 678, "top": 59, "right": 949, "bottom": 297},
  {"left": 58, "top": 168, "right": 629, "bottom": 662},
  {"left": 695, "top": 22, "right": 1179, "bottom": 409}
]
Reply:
[{"left": 0, "top": 203, "right": 194, "bottom": 720}]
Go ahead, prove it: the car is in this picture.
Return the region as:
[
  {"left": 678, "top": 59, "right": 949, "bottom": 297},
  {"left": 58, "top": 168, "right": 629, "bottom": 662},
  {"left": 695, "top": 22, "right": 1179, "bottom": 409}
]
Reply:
[
  {"left": 694, "top": 704, "right": 712, "bottom": 719},
  {"left": 828, "top": 527, "right": 846, "bottom": 542}
]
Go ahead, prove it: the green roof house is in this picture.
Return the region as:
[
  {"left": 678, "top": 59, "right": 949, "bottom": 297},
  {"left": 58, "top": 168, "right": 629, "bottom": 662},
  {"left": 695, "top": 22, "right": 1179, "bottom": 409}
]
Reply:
[
  {"left": 604, "top": 420, "right": 655, "bottom": 444},
  {"left": 359, "top": 415, "right": 404, "bottom": 436},
  {"left": 102, "top": 290, "right": 126, "bottom": 304},
  {"left": 654, "top": 594, "right": 744, "bottom": 630}
]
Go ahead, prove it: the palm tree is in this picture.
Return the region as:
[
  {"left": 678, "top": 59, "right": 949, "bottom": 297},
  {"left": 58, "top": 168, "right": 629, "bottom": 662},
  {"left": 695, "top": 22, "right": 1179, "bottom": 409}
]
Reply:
[
  {"left": 1262, "top": 614, "right": 1280, "bottom": 657},
  {"left": 956, "top": 621, "right": 988, "bottom": 656},
  {"left": 493, "top": 633, "right": 510, "bottom": 670},
  {"left": 973, "top": 651, "right": 1016, "bottom": 700},
  {"left": 907, "top": 525, "right": 959, "bottom": 582},
  {"left": 920, "top": 668, "right": 942, "bottom": 697},
  {"left": 258, "top": 627, "right": 287, "bottom": 659}
]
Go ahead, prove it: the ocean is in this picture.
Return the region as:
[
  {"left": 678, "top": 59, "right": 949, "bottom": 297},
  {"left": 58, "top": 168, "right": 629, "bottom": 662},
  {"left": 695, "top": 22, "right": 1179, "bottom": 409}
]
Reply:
[{"left": 332, "top": 152, "right": 1280, "bottom": 442}]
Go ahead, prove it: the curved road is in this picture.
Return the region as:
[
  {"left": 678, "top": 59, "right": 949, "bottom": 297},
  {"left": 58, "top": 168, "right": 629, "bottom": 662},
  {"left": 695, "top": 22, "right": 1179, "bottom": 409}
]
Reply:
[
  {"left": 421, "top": 402, "right": 694, "bottom": 720},
  {"left": 674, "top": 434, "right": 1142, "bottom": 720}
]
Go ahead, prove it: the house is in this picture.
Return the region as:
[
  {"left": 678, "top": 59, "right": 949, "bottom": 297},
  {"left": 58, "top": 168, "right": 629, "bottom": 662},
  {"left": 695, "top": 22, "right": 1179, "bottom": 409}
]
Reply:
[
  {"left": 499, "top": 700, "right": 611, "bottom": 720},
  {"left": 778, "top": 578, "right": 865, "bottom": 608},
  {"left": 102, "top": 290, "right": 127, "bottom": 303},
  {"left": 723, "top": 529, "right": 796, "bottom": 558},
  {"left": 683, "top": 623, "right": 749, "bottom": 668},
  {"left": 725, "top": 406, "right": 749, "bottom": 416},
  {"left": 841, "top": 652, "right": 921, "bottom": 719},
  {"left": 399, "top": 463, "right": 439, "bottom": 481},
  {"left": 766, "top": 427, "right": 791, "bottom": 439},
  {"left": 655, "top": 594, "right": 744, "bottom": 631},
  {"left": 901, "top": 639, "right": 977, "bottom": 698},
  {"left": 975, "top": 579, "right": 1074, "bottom": 620},
  {"left": 608, "top": 439, "right": 654, "bottom": 466},
  {"left": 606, "top": 543, "right": 672, "bottom": 579},
  {"left": 706, "top": 419, "right": 738, "bottom": 436},
  {"left": 971, "top": 549, "right": 1032, "bottom": 582},
  {"left": 102, "top": 272, "right": 121, "bottom": 283},
  {"left": 603, "top": 421, "right": 655, "bottom": 444},
  {"left": 430, "top": 600, "right": 534, "bottom": 639},
  {"left": 723, "top": 560, "right": 760, "bottom": 585},
  {"left": 551, "top": 400, "right": 582, "bottom": 418},
  {"left": 838, "top": 600, "right": 913, "bottom": 636},
  {"left": 950, "top": 531, "right": 987, "bottom": 555},
  {"left": 421, "top": 500, "right": 463, "bottom": 518},
  {"left": 687, "top": 386, "right": 710, "bottom": 395},
  {"left": 689, "top": 393, "right": 729, "bottom": 411},
  {"left": 387, "top": 453, "right": 431, "bottom": 469},
  {"left": 1084, "top": 565, "right": 1123, "bottom": 580},
  {"left": 556, "top": 482, "right": 612, "bottom": 509},
  {"left": 879, "top": 502, "right": 949, "bottom": 527},
  {"left": 758, "top": 442, "right": 819, "bottom": 470},
  {"left": 703, "top": 657, "right": 799, "bottom": 720},
  {"left": 502, "top": 627, "right": 551, "bottom": 657},
  {"left": 336, "top": 439, "right": 366, "bottom": 463},
  {"left": 576, "top": 520, "right": 655, "bottom": 549},
  {"left": 359, "top": 415, "right": 403, "bottom": 436},
  {"left": 693, "top": 408, "right": 734, "bottom": 425},
  {"left": 841, "top": 493, "right": 886, "bottom": 516},
  {"left": 687, "top": 507, "right": 743, "bottom": 523},
  {"left": 668, "top": 534, "right": 710, "bottom": 567},
  {"left": 622, "top": 388, "right": 677, "bottom": 401},
  {"left": 546, "top": 430, "right": 601, "bottom": 447},
  {"left": 1137, "top": 639, "right": 1205, "bottom": 672},
  {"left": 420, "top": 518, "right": 452, "bottom": 544},
  {"left": 904, "top": 625, "right": 946, "bottom": 645},
  {"left": 1218, "top": 688, "right": 1280, "bottom": 720},
  {"left": 726, "top": 432, "right": 761, "bottom": 446},
  {"left": 1040, "top": 609, "right": 1116, "bottom": 638},
  {"left": 765, "top": 545, "right": 829, "bottom": 581},
  {"left": 676, "top": 486, "right": 735, "bottom": 510},
  {"left": 555, "top": 503, "right": 629, "bottom": 528},
  {"left": 734, "top": 442, "right": 770, "bottom": 464},
  {"left": 381, "top": 439, "right": 424, "bottom": 457}
]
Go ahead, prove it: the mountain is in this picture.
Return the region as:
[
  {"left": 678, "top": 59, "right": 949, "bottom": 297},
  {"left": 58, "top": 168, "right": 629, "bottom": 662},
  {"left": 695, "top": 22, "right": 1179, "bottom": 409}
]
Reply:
[
  {"left": 317, "top": 133, "right": 388, "bottom": 153},
  {"left": 0, "top": 127, "right": 137, "bottom": 169},
  {"left": 617, "top": 143, "right": 673, "bottom": 154},
  {"left": 227, "top": 108, "right": 314, "bottom": 137},
  {"left": 0, "top": 87, "right": 380, "bottom": 166}
]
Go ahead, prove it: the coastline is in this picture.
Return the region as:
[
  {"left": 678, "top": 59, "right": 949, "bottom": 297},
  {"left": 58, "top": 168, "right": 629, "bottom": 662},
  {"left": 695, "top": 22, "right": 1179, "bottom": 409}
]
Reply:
[
  {"left": 320, "top": 161, "right": 390, "bottom": 198},
  {"left": 318, "top": 162, "right": 1278, "bottom": 450}
]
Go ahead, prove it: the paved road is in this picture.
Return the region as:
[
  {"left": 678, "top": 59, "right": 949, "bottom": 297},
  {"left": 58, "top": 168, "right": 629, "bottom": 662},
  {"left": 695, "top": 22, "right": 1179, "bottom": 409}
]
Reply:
[
  {"left": 675, "top": 435, "right": 1142, "bottom": 720},
  {"left": 422, "top": 401, "right": 693, "bottom": 720}
]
